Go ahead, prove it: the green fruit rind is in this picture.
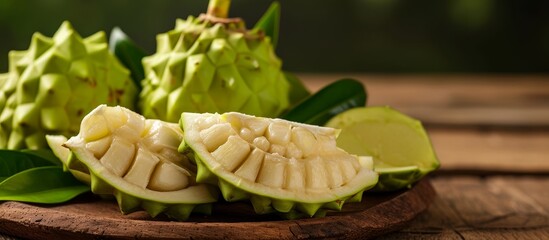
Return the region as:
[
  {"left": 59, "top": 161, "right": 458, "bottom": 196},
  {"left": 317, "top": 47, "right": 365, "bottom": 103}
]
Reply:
[
  {"left": 375, "top": 166, "right": 424, "bottom": 191},
  {"left": 180, "top": 112, "right": 378, "bottom": 218},
  {"left": 139, "top": 16, "right": 290, "bottom": 122},
  {"left": 45, "top": 135, "right": 91, "bottom": 185},
  {"left": 84, "top": 166, "right": 212, "bottom": 219},
  {"left": 0, "top": 21, "right": 138, "bottom": 150},
  {"left": 325, "top": 106, "right": 440, "bottom": 192},
  {"left": 63, "top": 105, "right": 218, "bottom": 220}
]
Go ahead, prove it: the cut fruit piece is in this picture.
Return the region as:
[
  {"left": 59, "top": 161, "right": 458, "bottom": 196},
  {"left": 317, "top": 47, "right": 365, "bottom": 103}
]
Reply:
[
  {"left": 180, "top": 112, "right": 378, "bottom": 218},
  {"left": 63, "top": 105, "right": 218, "bottom": 220},
  {"left": 325, "top": 106, "right": 440, "bottom": 191}
]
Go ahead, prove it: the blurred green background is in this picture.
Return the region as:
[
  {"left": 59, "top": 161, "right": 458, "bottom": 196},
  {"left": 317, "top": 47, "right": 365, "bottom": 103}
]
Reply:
[{"left": 1, "top": 0, "right": 549, "bottom": 73}]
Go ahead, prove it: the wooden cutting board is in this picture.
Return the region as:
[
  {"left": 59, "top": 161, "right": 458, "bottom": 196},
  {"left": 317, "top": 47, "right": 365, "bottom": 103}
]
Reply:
[{"left": 0, "top": 179, "right": 435, "bottom": 240}]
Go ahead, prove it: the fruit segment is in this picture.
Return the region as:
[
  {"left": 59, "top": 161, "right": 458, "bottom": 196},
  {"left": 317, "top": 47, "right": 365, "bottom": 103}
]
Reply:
[
  {"left": 63, "top": 105, "right": 217, "bottom": 220},
  {"left": 181, "top": 112, "right": 379, "bottom": 217},
  {"left": 123, "top": 148, "right": 159, "bottom": 189}
]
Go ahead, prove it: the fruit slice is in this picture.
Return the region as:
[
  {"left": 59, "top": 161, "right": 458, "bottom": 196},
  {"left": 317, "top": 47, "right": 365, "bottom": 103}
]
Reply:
[
  {"left": 325, "top": 106, "right": 440, "bottom": 191},
  {"left": 63, "top": 105, "right": 218, "bottom": 220},
  {"left": 180, "top": 112, "right": 378, "bottom": 218}
]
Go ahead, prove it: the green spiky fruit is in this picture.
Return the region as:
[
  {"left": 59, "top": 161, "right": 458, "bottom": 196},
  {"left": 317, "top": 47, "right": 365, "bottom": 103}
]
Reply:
[
  {"left": 180, "top": 112, "right": 378, "bottom": 218},
  {"left": 139, "top": 2, "right": 290, "bottom": 122},
  {"left": 63, "top": 105, "right": 218, "bottom": 220},
  {"left": 0, "top": 21, "right": 138, "bottom": 150},
  {"left": 325, "top": 106, "right": 440, "bottom": 191}
]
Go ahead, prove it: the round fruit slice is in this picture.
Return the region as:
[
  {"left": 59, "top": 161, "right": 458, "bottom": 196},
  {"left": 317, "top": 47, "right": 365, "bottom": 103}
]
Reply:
[
  {"left": 325, "top": 106, "right": 440, "bottom": 191},
  {"left": 180, "top": 112, "right": 378, "bottom": 218},
  {"left": 63, "top": 105, "right": 218, "bottom": 220}
]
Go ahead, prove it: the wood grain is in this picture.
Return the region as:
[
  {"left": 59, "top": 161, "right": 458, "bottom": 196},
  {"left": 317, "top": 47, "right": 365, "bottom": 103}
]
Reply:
[
  {"left": 4, "top": 176, "right": 544, "bottom": 240},
  {"left": 0, "top": 179, "right": 435, "bottom": 240},
  {"left": 379, "top": 176, "right": 549, "bottom": 239},
  {"left": 301, "top": 74, "right": 549, "bottom": 127},
  {"left": 301, "top": 75, "right": 549, "bottom": 174},
  {"left": 429, "top": 127, "right": 549, "bottom": 174}
]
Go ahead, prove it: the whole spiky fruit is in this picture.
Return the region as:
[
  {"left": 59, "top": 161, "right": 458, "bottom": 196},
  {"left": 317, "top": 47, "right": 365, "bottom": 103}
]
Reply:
[
  {"left": 139, "top": 0, "right": 290, "bottom": 122},
  {"left": 0, "top": 21, "right": 138, "bottom": 149}
]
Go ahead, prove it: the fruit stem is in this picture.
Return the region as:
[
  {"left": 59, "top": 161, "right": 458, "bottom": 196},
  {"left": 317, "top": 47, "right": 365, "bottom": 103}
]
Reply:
[{"left": 207, "top": 0, "right": 231, "bottom": 18}]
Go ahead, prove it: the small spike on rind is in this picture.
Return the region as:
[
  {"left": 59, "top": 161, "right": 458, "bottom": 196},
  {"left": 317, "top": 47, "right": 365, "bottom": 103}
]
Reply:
[
  {"left": 141, "top": 200, "right": 168, "bottom": 217},
  {"left": 219, "top": 178, "right": 250, "bottom": 202}
]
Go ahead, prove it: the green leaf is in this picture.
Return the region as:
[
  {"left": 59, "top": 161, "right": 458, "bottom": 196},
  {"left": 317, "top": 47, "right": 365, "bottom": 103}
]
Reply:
[
  {"left": 0, "top": 166, "right": 90, "bottom": 204},
  {"left": 109, "top": 27, "right": 147, "bottom": 90},
  {"left": 0, "top": 150, "right": 56, "bottom": 181},
  {"left": 253, "top": 1, "right": 280, "bottom": 48},
  {"left": 280, "top": 78, "right": 367, "bottom": 126},
  {"left": 284, "top": 71, "right": 310, "bottom": 106},
  {"left": 21, "top": 149, "right": 62, "bottom": 166}
]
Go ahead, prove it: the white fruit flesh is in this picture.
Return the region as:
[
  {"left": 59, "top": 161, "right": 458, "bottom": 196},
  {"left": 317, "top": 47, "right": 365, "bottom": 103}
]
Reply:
[
  {"left": 182, "top": 112, "right": 378, "bottom": 203},
  {"left": 65, "top": 105, "right": 215, "bottom": 203}
]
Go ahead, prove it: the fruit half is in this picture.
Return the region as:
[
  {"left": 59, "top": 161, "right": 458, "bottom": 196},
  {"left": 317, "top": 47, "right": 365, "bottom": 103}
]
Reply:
[
  {"left": 63, "top": 105, "right": 218, "bottom": 220},
  {"left": 180, "top": 112, "right": 378, "bottom": 218}
]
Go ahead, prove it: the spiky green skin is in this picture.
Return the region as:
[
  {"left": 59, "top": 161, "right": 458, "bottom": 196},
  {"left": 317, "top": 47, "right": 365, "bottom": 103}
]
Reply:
[
  {"left": 139, "top": 16, "right": 290, "bottom": 122},
  {"left": 67, "top": 144, "right": 217, "bottom": 220},
  {"left": 0, "top": 21, "right": 137, "bottom": 150},
  {"left": 190, "top": 153, "right": 367, "bottom": 219}
]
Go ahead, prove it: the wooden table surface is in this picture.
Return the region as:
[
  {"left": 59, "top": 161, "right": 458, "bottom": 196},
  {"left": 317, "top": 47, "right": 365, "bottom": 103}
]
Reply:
[{"left": 1, "top": 74, "right": 548, "bottom": 239}]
